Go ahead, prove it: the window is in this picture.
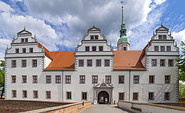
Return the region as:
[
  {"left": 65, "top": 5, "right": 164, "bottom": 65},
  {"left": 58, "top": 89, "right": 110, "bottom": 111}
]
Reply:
[
  {"left": 66, "top": 92, "right": 71, "bottom": 99},
  {"left": 22, "top": 48, "right": 26, "bottom": 53},
  {"left": 32, "top": 59, "right": 37, "bottom": 67},
  {"left": 16, "top": 48, "right": 19, "bottom": 53},
  {"left": 12, "top": 90, "right": 16, "bottom": 98},
  {"left": 154, "top": 46, "right": 159, "bottom": 51},
  {"left": 82, "top": 92, "right": 87, "bottom": 100},
  {"left": 133, "top": 75, "right": 139, "bottom": 84},
  {"left": 95, "top": 35, "right": 98, "bottom": 40},
  {"left": 23, "top": 90, "right": 27, "bottom": 98},
  {"left": 11, "top": 60, "right": 16, "bottom": 68},
  {"left": 161, "top": 46, "right": 165, "bottom": 51},
  {"left": 149, "top": 75, "right": 155, "bottom": 84},
  {"left": 29, "top": 48, "right": 33, "bottom": 53},
  {"left": 12, "top": 75, "right": 16, "bottom": 83},
  {"left": 160, "top": 59, "right": 165, "bottom": 66},
  {"left": 33, "top": 75, "right": 37, "bottom": 83},
  {"left": 46, "top": 75, "right": 51, "bottom": 84},
  {"left": 105, "top": 75, "right": 111, "bottom": 84},
  {"left": 22, "top": 60, "right": 27, "bottom": 67},
  {"left": 164, "top": 92, "right": 170, "bottom": 100},
  {"left": 79, "top": 60, "right": 84, "bottom": 67},
  {"left": 87, "top": 60, "right": 92, "bottom": 67},
  {"left": 167, "top": 46, "right": 171, "bottom": 51},
  {"left": 55, "top": 75, "right": 61, "bottom": 84},
  {"left": 119, "top": 93, "right": 124, "bottom": 100},
  {"left": 21, "top": 38, "right": 24, "bottom": 43},
  {"left": 152, "top": 59, "right": 157, "bottom": 66},
  {"left": 104, "top": 59, "right": 110, "bottom": 67},
  {"left": 99, "top": 46, "right": 103, "bottom": 51},
  {"left": 133, "top": 92, "right": 138, "bottom": 100},
  {"left": 33, "top": 90, "right": 38, "bottom": 98},
  {"left": 159, "top": 35, "right": 167, "bottom": 39},
  {"left": 123, "top": 47, "right": 126, "bottom": 50},
  {"left": 25, "top": 38, "right": 28, "bottom": 42},
  {"left": 168, "top": 59, "right": 174, "bottom": 67},
  {"left": 96, "top": 59, "right": 101, "bottom": 67},
  {"left": 92, "top": 75, "right": 98, "bottom": 84},
  {"left": 22, "top": 75, "right": 27, "bottom": 83},
  {"left": 148, "top": 92, "right": 154, "bottom": 100},
  {"left": 165, "top": 75, "right": 170, "bottom": 84},
  {"left": 92, "top": 46, "right": 96, "bottom": 51},
  {"left": 46, "top": 91, "right": 51, "bottom": 99},
  {"left": 80, "top": 75, "right": 85, "bottom": 84},
  {"left": 119, "top": 75, "right": 124, "bottom": 84},
  {"left": 90, "top": 35, "right": 94, "bottom": 40},
  {"left": 65, "top": 75, "right": 71, "bottom": 84},
  {"left": 85, "top": 46, "right": 90, "bottom": 51}
]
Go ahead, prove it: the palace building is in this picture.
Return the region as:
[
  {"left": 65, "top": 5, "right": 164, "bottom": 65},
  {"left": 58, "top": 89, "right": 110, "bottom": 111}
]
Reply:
[{"left": 5, "top": 5, "right": 179, "bottom": 104}]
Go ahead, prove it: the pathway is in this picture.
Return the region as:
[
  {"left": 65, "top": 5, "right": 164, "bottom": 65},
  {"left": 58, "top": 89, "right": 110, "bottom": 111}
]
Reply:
[{"left": 81, "top": 104, "right": 132, "bottom": 113}]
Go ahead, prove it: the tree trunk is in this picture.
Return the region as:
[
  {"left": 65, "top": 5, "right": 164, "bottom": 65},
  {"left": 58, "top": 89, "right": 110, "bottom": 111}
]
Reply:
[{"left": 1, "top": 87, "right": 4, "bottom": 99}]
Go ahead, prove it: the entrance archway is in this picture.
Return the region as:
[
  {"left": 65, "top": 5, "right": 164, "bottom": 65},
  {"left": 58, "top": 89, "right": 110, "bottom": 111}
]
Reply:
[{"left": 98, "top": 91, "right": 109, "bottom": 104}]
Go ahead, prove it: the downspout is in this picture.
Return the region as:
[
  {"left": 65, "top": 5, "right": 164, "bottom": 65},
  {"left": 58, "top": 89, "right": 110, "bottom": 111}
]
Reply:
[
  {"left": 129, "top": 69, "right": 131, "bottom": 101},
  {"left": 62, "top": 70, "right": 64, "bottom": 102}
]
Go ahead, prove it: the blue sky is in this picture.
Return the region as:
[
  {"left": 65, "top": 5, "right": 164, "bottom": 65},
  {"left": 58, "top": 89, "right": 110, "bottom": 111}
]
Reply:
[{"left": 0, "top": 0, "right": 185, "bottom": 59}]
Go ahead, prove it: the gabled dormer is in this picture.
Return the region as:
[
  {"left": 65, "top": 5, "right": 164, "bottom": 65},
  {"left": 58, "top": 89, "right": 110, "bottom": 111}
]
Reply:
[
  {"left": 152, "top": 23, "right": 173, "bottom": 40},
  {"left": 76, "top": 26, "right": 113, "bottom": 52},
  {"left": 13, "top": 27, "right": 37, "bottom": 43},
  {"left": 82, "top": 25, "right": 106, "bottom": 41}
]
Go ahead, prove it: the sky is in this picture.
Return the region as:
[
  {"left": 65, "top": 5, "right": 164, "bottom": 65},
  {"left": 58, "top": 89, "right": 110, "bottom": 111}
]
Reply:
[{"left": 0, "top": 0, "right": 185, "bottom": 60}]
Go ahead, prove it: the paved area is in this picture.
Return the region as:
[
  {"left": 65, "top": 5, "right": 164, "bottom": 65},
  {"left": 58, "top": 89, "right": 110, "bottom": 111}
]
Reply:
[{"left": 81, "top": 104, "right": 132, "bottom": 113}]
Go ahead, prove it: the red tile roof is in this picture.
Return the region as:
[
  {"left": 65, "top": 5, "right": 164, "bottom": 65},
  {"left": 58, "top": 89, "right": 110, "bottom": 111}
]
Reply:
[
  {"left": 38, "top": 42, "right": 146, "bottom": 71},
  {"left": 44, "top": 51, "right": 75, "bottom": 71},
  {"left": 113, "top": 51, "right": 146, "bottom": 70}
]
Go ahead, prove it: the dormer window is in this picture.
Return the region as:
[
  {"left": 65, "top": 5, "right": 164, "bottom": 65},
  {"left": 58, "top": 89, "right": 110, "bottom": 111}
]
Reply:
[
  {"left": 158, "top": 35, "right": 167, "bottom": 40},
  {"left": 99, "top": 46, "right": 103, "bottom": 51},
  {"left": 29, "top": 48, "right": 33, "bottom": 53},
  {"left": 15, "top": 48, "right": 19, "bottom": 53},
  {"left": 167, "top": 46, "right": 171, "bottom": 51},
  {"left": 22, "top": 48, "right": 26, "bottom": 53},
  {"left": 21, "top": 39, "right": 24, "bottom": 43},
  {"left": 95, "top": 35, "right": 98, "bottom": 40},
  {"left": 92, "top": 46, "right": 96, "bottom": 51},
  {"left": 21, "top": 38, "right": 28, "bottom": 43},
  {"left": 90, "top": 36, "right": 94, "bottom": 40},
  {"left": 25, "top": 38, "right": 28, "bottom": 42},
  {"left": 85, "top": 46, "right": 89, "bottom": 51},
  {"left": 90, "top": 35, "right": 98, "bottom": 40}
]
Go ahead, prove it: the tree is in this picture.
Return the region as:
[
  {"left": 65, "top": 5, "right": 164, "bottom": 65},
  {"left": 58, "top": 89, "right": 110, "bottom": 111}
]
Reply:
[
  {"left": 175, "top": 41, "right": 185, "bottom": 82},
  {"left": 179, "top": 82, "right": 185, "bottom": 98},
  {"left": 0, "top": 60, "right": 5, "bottom": 99}
]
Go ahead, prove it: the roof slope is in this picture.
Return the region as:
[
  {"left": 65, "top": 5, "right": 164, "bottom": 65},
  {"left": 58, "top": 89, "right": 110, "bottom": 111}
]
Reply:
[
  {"left": 44, "top": 51, "right": 75, "bottom": 70},
  {"left": 114, "top": 51, "right": 145, "bottom": 70}
]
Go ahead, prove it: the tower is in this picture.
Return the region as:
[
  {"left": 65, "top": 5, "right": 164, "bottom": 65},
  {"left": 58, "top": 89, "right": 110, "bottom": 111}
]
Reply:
[{"left": 117, "top": 3, "right": 130, "bottom": 51}]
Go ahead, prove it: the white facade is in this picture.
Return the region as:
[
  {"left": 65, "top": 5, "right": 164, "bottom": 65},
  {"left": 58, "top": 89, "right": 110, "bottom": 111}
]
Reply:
[{"left": 5, "top": 24, "right": 179, "bottom": 104}]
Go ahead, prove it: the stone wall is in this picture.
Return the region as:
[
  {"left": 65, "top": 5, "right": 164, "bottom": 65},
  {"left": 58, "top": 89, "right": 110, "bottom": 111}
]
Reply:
[
  {"left": 118, "top": 101, "right": 185, "bottom": 113},
  {"left": 26, "top": 101, "right": 92, "bottom": 113}
]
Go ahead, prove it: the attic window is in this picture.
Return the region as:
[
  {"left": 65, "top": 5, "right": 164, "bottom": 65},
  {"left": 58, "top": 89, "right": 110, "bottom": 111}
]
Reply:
[
  {"left": 21, "top": 39, "right": 24, "bottom": 43},
  {"left": 90, "top": 35, "right": 94, "bottom": 40},
  {"left": 95, "top": 35, "right": 98, "bottom": 40},
  {"left": 158, "top": 35, "right": 167, "bottom": 40},
  {"left": 25, "top": 38, "right": 28, "bottom": 42}
]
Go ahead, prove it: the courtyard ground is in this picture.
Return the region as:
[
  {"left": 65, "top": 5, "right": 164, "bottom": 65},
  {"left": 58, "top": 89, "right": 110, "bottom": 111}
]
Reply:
[
  {"left": 81, "top": 104, "right": 133, "bottom": 113},
  {"left": 0, "top": 100, "right": 71, "bottom": 113}
]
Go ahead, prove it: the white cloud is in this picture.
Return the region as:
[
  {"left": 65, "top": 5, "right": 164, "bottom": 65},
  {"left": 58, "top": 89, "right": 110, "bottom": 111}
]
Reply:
[
  {"left": 154, "top": 0, "right": 166, "bottom": 5},
  {"left": 172, "top": 29, "right": 185, "bottom": 41},
  {"left": 0, "top": 1, "right": 14, "bottom": 13}
]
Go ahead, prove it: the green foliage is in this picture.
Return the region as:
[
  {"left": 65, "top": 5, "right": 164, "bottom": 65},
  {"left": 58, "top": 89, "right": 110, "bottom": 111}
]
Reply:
[
  {"left": 0, "top": 60, "right": 5, "bottom": 98},
  {"left": 175, "top": 41, "right": 185, "bottom": 82},
  {"left": 179, "top": 83, "right": 185, "bottom": 98}
]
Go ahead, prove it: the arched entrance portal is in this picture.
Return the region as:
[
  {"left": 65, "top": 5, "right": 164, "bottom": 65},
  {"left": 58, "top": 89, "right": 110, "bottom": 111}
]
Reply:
[{"left": 98, "top": 91, "right": 109, "bottom": 104}]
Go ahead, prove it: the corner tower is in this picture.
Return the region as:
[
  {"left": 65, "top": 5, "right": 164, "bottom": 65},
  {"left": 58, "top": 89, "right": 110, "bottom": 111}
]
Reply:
[{"left": 117, "top": 4, "right": 130, "bottom": 51}]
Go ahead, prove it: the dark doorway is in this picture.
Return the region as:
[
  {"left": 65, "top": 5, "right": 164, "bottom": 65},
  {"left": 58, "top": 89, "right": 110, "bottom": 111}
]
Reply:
[{"left": 98, "top": 91, "right": 109, "bottom": 104}]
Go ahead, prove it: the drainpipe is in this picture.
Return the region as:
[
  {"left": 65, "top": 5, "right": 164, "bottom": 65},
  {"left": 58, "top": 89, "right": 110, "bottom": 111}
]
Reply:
[
  {"left": 129, "top": 69, "right": 131, "bottom": 101},
  {"left": 62, "top": 70, "right": 64, "bottom": 102}
]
